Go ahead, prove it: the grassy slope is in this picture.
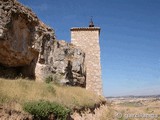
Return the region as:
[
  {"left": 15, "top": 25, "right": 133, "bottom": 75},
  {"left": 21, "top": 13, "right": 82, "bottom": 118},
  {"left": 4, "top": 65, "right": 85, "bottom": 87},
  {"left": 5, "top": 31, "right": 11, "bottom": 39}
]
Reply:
[{"left": 0, "top": 78, "right": 104, "bottom": 110}]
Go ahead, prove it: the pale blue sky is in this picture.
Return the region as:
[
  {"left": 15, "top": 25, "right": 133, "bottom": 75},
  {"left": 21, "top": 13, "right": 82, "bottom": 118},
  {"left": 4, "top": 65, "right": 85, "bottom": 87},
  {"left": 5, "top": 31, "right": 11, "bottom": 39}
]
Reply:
[{"left": 19, "top": 0, "right": 160, "bottom": 97}]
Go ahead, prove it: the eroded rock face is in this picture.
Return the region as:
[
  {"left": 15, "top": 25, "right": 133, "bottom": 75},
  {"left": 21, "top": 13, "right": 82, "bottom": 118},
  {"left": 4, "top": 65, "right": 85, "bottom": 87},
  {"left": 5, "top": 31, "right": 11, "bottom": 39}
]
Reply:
[
  {"left": 0, "top": 0, "right": 86, "bottom": 87},
  {"left": 36, "top": 40, "right": 86, "bottom": 87},
  {"left": 0, "top": 0, "right": 39, "bottom": 67}
]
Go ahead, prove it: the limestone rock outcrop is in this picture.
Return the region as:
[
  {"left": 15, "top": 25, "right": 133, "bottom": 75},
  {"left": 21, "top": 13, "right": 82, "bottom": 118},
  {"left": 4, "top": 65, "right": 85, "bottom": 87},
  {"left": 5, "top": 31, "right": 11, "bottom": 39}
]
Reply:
[
  {"left": 0, "top": 0, "right": 86, "bottom": 87},
  {"left": 36, "top": 40, "right": 86, "bottom": 86}
]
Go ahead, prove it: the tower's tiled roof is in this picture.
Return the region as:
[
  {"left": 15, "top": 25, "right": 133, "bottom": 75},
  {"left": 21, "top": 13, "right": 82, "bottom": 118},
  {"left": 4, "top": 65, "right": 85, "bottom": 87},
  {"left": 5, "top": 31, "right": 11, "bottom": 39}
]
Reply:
[{"left": 70, "top": 27, "right": 100, "bottom": 31}]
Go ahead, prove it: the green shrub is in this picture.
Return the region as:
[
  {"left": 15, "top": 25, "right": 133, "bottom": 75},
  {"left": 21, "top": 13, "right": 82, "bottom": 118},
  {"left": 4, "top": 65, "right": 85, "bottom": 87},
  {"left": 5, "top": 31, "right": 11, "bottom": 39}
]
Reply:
[
  {"left": 0, "top": 94, "right": 10, "bottom": 103},
  {"left": 45, "top": 76, "right": 53, "bottom": 84},
  {"left": 47, "top": 84, "right": 56, "bottom": 95},
  {"left": 23, "top": 100, "right": 71, "bottom": 120},
  {"left": 45, "top": 74, "right": 63, "bottom": 85}
]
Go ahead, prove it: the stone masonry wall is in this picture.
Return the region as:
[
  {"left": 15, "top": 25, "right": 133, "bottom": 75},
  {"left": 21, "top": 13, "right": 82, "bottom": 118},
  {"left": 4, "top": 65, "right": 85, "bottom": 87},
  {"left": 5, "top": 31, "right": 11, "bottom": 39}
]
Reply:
[{"left": 71, "top": 28, "right": 102, "bottom": 95}]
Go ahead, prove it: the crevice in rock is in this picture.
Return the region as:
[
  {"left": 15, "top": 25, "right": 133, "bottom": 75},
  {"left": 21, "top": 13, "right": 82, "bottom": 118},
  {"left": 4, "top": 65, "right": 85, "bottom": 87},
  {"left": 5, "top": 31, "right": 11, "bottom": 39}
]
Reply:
[
  {"left": 65, "top": 60, "right": 74, "bottom": 85},
  {"left": 0, "top": 53, "right": 38, "bottom": 79},
  {"left": 21, "top": 54, "right": 39, "bottom": 79},
  {"left": 0, "top": 64, "right": 22, "bottom": 79}
]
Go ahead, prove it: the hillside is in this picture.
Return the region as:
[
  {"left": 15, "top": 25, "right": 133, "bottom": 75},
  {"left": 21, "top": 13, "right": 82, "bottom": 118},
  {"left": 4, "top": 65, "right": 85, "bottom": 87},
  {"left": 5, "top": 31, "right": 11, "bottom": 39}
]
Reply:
[{"left": 0, "top": 78, "right": 106, "bottom": 119}]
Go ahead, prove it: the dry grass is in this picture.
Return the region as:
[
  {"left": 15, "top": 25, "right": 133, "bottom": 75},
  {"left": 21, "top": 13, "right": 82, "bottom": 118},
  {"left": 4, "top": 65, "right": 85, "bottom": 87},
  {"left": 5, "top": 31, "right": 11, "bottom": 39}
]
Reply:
[
  {"left": 99, "top": 106, "right": 115, "bottom": 120},
  {"left": 94, "top": 98, "right": 160, "bottom": 120},
  {"left": 0, "top": 78, "right": 104, "bottom": 109}
]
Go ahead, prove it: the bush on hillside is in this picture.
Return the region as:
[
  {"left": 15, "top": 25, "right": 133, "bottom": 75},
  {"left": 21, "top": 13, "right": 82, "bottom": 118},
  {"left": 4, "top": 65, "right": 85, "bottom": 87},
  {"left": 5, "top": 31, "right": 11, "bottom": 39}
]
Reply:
[
  {"left": 45, "top": 74, "right": 63, "bottom": 85},
  {"left": 23, "top": 100, "right": 71, "bottom": 120}
]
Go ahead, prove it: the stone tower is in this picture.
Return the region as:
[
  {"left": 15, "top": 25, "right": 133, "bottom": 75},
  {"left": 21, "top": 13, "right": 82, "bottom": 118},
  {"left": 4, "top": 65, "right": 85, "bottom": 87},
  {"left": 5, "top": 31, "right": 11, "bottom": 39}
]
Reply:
[{"left": 70, "top": 19, "right": 102, "bottom": 95}]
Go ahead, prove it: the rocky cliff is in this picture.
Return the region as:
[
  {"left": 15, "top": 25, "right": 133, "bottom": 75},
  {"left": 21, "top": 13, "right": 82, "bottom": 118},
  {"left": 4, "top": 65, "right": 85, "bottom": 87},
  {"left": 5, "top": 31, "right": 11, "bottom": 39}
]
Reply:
[{"left": 0, "top": 0, "right": 86, "bottom": 87}]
